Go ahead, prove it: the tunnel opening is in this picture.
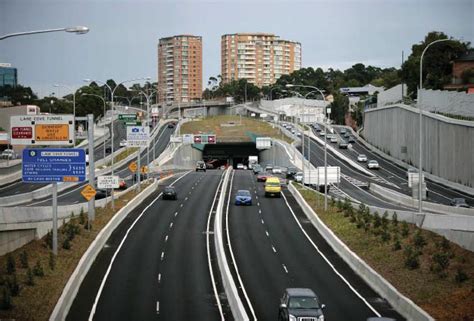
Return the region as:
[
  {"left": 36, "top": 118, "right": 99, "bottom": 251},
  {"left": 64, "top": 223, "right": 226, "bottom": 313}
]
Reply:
[{"left": 202, "top": 142, "right": 260, "bottom": 168}]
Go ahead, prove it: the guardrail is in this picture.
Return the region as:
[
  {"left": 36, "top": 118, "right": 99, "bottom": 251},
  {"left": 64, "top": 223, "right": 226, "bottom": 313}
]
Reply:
[{"left": 288, "top": 182, "right": 434, "bottom": 321}]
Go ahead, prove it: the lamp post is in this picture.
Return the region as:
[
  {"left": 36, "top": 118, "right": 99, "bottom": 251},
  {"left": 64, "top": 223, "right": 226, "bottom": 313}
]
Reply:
[
  {"left": 287, "top": 84, "right": 329, "bottom": 210},
  {"left": 417, "top": 38, "right": 451, "bottom": 213},
  {"left": 139, "top": 89, "right": 157, "bottom": 177},
  {"left": 84, "top": 77, "right": 151, "bottom": 210},
  {"left": 54, "top": 84, "right": 76, "bottom": 117},
  {"left": 0, "top": 26, "right": 89, "bottom": 40},
  {"left": 81, "top": 93, "right": 108, "bottom": 158}
]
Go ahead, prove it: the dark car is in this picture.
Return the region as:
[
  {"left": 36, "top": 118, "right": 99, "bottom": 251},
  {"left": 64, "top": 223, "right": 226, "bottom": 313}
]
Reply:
[
  {"left": 348, "top": 136, "right": 356, "bottom": 143},
  {"left": 257, "top": 174, "right": 270, "bottom": 182},
  {"left": 450, "top": 198, "right": 469, "bottom": 208},
  {"left": 167, "top": 123, "right": 175, "bottom": 128},
  {"left": 279, "top": 288, "right": 325, "bottom": 321},
  {"left": 105, "top": 146, "right": 112, "bottom": 154},
  {"left": 162, "top": 186, "right": 177, "bottom": 200},
  {"left": 286, "top": 167, "right": 298, "bottom": 179},
  {"left": 95, "top": 189, "right": 108, "bottom": 200}
]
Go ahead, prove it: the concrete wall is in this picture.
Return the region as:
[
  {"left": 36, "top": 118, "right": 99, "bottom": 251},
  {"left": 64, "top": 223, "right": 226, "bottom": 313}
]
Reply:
[
  {"left": 259, "top": 140, "right": 296, "bottom": 169},
  {"left": 377, "top": 84, "right": 407, "bottom": 107},
  {"left": 363, "top": 104, "right": 474, "bottom": 187},
  {"left": 159, "top": 143, "right": 203, "bottom": 170},
  {"left": 419, "top": 89, "right": 474, "bottom": 118}
]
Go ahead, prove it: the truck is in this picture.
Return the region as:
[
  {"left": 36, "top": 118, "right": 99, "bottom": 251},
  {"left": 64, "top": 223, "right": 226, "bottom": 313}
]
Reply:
[
  {"left": 303, "top": 166, "right": 341, "bottom": 192},
  {"left": 248, "top": 155, "right": 258, "bottom": 169}
]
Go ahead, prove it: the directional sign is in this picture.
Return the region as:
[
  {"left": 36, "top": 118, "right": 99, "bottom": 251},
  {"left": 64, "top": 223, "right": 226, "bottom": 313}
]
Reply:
[
  {"left": 128, "top": 161, "right": 138, "bottom": 172},
  {"left": 97, "top": 175, "right": 119, "bottom": 189},
  {"left": 81, "top": 184, "right": 97, "bottom": 201},
  {"left": 119, "top": 114, "right": 137, "bottom": 122},
  {"left": 193, "top": 134, "right": 216, "bottom": 145},
  {"left": 256, "top": 137, "right": 272, "bottom": 150},
  {"left": 126, "top": 126, "right": 149, "bottom": 147},
  {"left": 22, "top": 148, "right": 86, "bottom": 183},
  {"left": 10, "top": 115, "right": 74, "bottom": 145}
]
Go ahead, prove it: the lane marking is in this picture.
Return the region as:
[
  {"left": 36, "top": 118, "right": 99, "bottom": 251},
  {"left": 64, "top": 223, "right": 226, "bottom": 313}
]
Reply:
[
  {"left": 174, "top": 212, "right": 178, "bottom": 217},
  {"left": 156, "top": 301, "right": 160, "bottom": 314},
  {"left": 281, "top": 192, "right": 381, "bottom": 317},
  {"left": 87, "top": 171, "right": 191, "bottom": 321},
  {"left": 169, "top": 222, "right": 173, "bottom": 229},
  {"left": 272, "top": 246, "right": 277, "bottom": 253},
  {"left": 158, "top": 273, "right": 161, "bottom": 283},
  {"left": 265, "top": 231, "right": 270, "bottom": 237},
  {"left": 282, "top": 264, "right": 289, "bottom": 274},
  {"left": 261, "top": 219, "right": 264, "bottom": 224},
  {"left": 259, "top": 209, "right": 262, "bottom": 214},
  {"left": 185, "top": 197, "right": 188, "bottom": 201},
  {"left": 161, "top": 252, "right": 165, "bottom": 261},
  {"left": 165, "top": 235, "right": 168, "bottom": 242},
  {"left": 180, "top": 204, "right": 183, "bottom": 208},
  {"left": 257, "top": 202, "right": 260, "bottom": 207}
]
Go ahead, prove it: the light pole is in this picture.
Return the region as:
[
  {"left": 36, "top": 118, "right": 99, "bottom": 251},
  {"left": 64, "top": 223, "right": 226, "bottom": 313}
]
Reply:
[
  {"left": 418, "top": 37, "right": 451, "bottom": 213},
  {"left": 84, "top": 77, "right": 151, "bottom": 210},
  {"left": 54, "top": 84, "right": 76, "bottom": 117},
  {"left": 287, "top": 84, "right": 329, "bottom": 210},
  {"left": 0, "top": 26, "right": 89, "bottom": 40},
  {"left": 139, "top": 89, "right": 157, "bottom": 177},
  {"left": 81, "top": 93, "right": 108, "bottom": 158}
]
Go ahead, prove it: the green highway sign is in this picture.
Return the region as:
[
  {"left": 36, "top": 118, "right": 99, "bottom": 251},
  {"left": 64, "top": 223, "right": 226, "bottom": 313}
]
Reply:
[
  {"left": 119, "top": 114, "right": 137, "bottom": 122},
  {"left": 125, "top": 121, "right": 141, "bottom": 126}
]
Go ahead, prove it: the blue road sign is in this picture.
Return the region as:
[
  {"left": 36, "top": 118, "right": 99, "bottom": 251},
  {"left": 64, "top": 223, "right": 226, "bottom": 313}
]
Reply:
[{"left": 22, "top": 148, "right": 86, "bottom": 183}]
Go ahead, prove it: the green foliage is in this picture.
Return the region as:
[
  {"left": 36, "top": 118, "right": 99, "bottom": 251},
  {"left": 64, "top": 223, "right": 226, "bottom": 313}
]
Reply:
[
  {"left": 336, "top": 198, "right": 343, "bottom": 211},
  {"left": 62, "top": 238, "right": 71, "bottom": 250},
  {"left": 44, "top": 230, "right": 53, "bottom": 249},
  {"left": 79, "top": 208, "right": 86, "bottom": 225},
  {"left": 26, "top": 268, "right": 34, "bottom": 286},
  {"left": 33, "top": 260, "right": 44, "bottom": 277},
  {"left": 7, "top": 274, "right": 20, "bottom": 297},
  {"left": 401, "top": 221, "right": 410, "bottom": 237},
  {"left": 392, "top": 237, "right": 402, "bottom": 251},
  {"left": 381, "top": 211, "right": 389, "bottom": 228},
  {"left": 413, "top": 229, "right": 427, "bottom": 249},
  {"left": 6, "top": 254, "right": 15, "bottom": 275},
  {"left": 1, "top": 287, "right": 12, "bottom": 310},
  {"left": 49, "top": 252, "right": 56, "bottom": 271},
  {"left": 404, "top": 245, "right": 420, "bottom": 270},
  {"left": 19, "top": 250, "right": 29, "bottom": 269},
  {"left": 0, "top": 84, "right": 37, "bottom": 105},
  {"left": 431, "top": 252, "right": 450, "bottom": 277},
  {"left": 373, "top": 211, "right": 381, "bottom": 229},
  {"left": 329, "top": 92, "right": 349, "bottom": 125},
  {"left": 381, "top": 230, "right": 391, "bottom": 243},
  {"left": 392, "top": 212, "right": 398, "bottom": 226},
  {"left": 454, "top": 268, "right": 469, "bottom": 283}
]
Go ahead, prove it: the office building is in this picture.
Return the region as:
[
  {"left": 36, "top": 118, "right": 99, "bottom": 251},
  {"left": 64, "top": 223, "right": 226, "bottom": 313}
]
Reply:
[
  {"left": 157, "top": 35, "right": 202, "bottom": 104},
  {"left": 221, "top": 33, "right": 301, "bottom": 87},
  {"left": 0, "top": 63, "right": 17, "bottom": 87}
]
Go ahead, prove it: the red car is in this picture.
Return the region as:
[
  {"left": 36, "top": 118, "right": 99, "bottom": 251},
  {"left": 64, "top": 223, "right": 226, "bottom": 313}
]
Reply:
[{"left": 257, "top": 174, "right": 271, "bottom": 182}]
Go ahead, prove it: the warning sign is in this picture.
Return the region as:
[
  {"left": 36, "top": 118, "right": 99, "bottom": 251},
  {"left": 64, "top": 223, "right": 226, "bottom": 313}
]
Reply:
[
  {"left": 141, "top": 166, "right": 148, "bottom": 174},
  {"left": 35, "top": 124, "right": 69, "bottom": 141},
  {"left": 81, "top": 184, "right": 97, "bottom": 201},
  {"left": 128, "top": 161, "right": 138, "bottom": 172}
]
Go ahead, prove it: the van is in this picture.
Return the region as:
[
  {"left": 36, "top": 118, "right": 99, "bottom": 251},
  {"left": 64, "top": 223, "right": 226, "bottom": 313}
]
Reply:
[{"left": 265, "top": 177, "right": 281, "bottom": 197}]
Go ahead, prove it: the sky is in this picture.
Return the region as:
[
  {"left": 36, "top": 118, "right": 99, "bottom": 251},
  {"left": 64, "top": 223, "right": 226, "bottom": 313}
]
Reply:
[{"left": 0, "top": 0, "right": 472, "bottom": 98}]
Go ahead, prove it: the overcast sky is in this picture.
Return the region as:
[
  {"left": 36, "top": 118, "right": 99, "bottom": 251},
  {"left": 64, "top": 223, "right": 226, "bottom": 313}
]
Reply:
[{"left": 0, "top": 0, "right": 472, "bottom": 97}]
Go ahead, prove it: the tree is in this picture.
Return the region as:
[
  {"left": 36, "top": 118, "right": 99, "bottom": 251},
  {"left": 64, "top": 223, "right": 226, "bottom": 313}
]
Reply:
[
  {"left": 400, "top": 31, "right": 470, "bottom": 98},
  {"left": 328, "top": 92, "right": 349, "bottom": 125}
]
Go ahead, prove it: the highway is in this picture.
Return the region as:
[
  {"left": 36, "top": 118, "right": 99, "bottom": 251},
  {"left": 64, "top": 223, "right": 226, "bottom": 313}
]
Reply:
[
  {"left": 67, "top": 170, "right": 231, "bottom": 321},
  {"left": 225, "top": 170, "right": 404, "bottom": 320},
  {"left": 17, "top": 124, "right": 174, "bottom": 206},
  {"left": 0, "top": 121, "right": 125, "bottom": 197}
]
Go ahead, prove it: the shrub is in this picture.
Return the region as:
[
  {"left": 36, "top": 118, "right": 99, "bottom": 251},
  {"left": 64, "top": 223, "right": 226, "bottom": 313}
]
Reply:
[
  {"left": 413, "top": 229, "right": 427, "bottom": 249},
  {"left": 336, "top": 198, "right": 343, "bottom": 211},
  {"left": 358, "top": 203, "right": 366, "bottom": 216},
  {"left": 431, "top": 252, "right": 450, "bottom": 277},
  {"left": 401, "top": 221, "right": 410, "bottom": 237},
  {"left": 26, "top": 268, "right": 34, "bottom": 286},
  {"left": 454, "top": 268, "right": 469, "bottom": 283},
  {"left": 44, "top": 230, "right": 53, "bottom": 249},
  {"left": 392, "top": 237, "right": 402, "bottom": 251},
  {"left": 330, "top": 197, "right": 336, "bottom": 208},
  {"left": 381, "top": 211, "right": 389, "bottom": 228},
  {"left": 79, "top": 208, "right": 86, "bottom": 225},
  {"left": 7, "top": 274, "right": 20, "bottom": 297},
  {"left": 19, "top": 250, "right": 29, "bottom": 269},
  {"left": 33, "top": 260, "right": 44, "bottom": 277},
  {"left": 373, "top": 211, "right": 381, "bottom": 229},
  {"left": 381, "top": 230, "right": 391, "bottom": 243},
  {"left": 437, "top": 237, "right": 451, "bottom": 251},
  {"left": 49, "top": 252, "right": 56, "bottom": 271},
  {"left": 5, "top": 254, "right": 16, "bottom": 275},
  {"left": 1, "top": 287, "right": 12, "bottom": 310},
  {"left": 392, "top": 212, "right": 398, "bottom": 226},
  {"left": 404, "top": 245, "right": 420, "bottom": 270},
  {"left": 62, "top": 238, "right": 71, "bottom": 250}
]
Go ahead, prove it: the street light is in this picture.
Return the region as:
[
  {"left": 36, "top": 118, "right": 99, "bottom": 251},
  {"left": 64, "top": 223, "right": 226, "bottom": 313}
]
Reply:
[
  {"left": 0, "top": 26, "right": 89, "bottom": 40},
  {"left": 139, "top": 89, "right": 158, "bottom": 176},
  {"left": 83, "top": 77, "right": 151, "bottom": 210},
  {"left": 54, "top": 84, "right": 77, "bottom": 116},
  {"left": 287, "top": 84, "right": 329, "bottom": 210},
  {"left": 80, "top": 93, "right": 108, "bottom": 158},
  {"left": 417, "top": 37, "right": 451, "bottom": 213}
]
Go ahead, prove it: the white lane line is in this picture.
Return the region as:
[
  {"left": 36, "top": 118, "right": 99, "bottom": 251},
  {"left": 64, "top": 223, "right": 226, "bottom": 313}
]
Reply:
[
  {"left": 282, "top": 264, "right": 289, "bottom": 274},
  {"left": 259, "top": 209, "right": 262, "bottom": 214},
  {"left": 281, "top": 192, "right": 382, "bottom": 317},
  {"left": 255, "top": 196, "right": 258, "bottom": 199},
  {"left": 272, "top": 246, "right": 277, "bottom": 253},
  {"left": 192, "top": 186, "right": 194, "bottom": 189},
  {"left": 73, "top": 200, "right": 79, "bottom": 204},
  {"left": 169, "top": 222, "right": 173, "bottom": 229},
  {"left": 156, "top": 301, "right": 160, "bottom": 314},
  {"left": 174, "top": 212, "right": 178, "bottom": 217},
  {"left": 165, "top": 235, "right": 169, "bottom": 242},
  {"left": 265, "top": 231, "right": 270, "bottom": 237},
  {"left": 158, "top": 273, "right": 161, "bottom": 283},
  {"left": 180, "top": 204, "right": 183, "bottom": 207},
  {"left": 161, "top": 252, "right": 165, "bottom": 261},
  {"left": 261, "top": 219, "right": 264, "bottom": 224},
  {"left": 87, "top": 171, "right": 191, "bottom": 321},
  {"left": 185, "top": 197, "right": 188, "bottom": 201},
  {"left": 257, "top": 202, "right": 260, "bottom": 207}
]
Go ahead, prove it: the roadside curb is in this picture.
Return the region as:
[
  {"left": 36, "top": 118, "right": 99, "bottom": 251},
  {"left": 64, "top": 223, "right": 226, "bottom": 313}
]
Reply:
[
  {"left": 49, "top": 179, "right": 160, "bottom": 321},
  {"left": 288, "top": 182, "right": 434, "bottom": 321}
]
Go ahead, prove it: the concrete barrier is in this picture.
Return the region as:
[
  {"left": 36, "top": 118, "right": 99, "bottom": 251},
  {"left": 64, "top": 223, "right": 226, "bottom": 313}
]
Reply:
[
  {"left": 214, "top": 168, "right": 249, "bottom": 321},
  {"left": 49, "top": 178, "right": 160, "bottom": 321},
  {"left": 288, "top": 182, "right": 434, "bottom": 321}
]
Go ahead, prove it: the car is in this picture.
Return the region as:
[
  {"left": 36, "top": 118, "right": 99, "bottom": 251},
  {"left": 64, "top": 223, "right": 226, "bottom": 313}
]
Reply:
[
  {"left": 252, "top": 164, "right": 262, "bottom": 174},
  {"left": 286, "top": 167, "right": 298, "bottom": 179},
  {"left": 319, "top": 131, "right": 325, "bottom": 136},
  {"left": 315, "top": 125, "right": 322, "bottom": 132},
  {"left": 117, "top": 178, "right": 127, "bottom": 190},
  {"left": 162, "top": 186, "right": 177, "bottom": 200},
  {"left": 340, "top": 128, "right": 346, "bottom": 134},
  {"left": 291, "top": 129, "right": 296, "bottom": 134},
  {"left": 95, "top": 189, "right": 108, "bottom": 200},
  {"left": 1, "top": 149, "right": 16, "bottom": 160},
  {"left": 367, "top": 160, "right": 380, "bottom": 169},
  {"left": 357, "top": 154, "right": 368, "bottom": 162},
  {"left": 105, "top": 146, "right": 112, "bottom": 154},
  {"left": 296, "top": 132, "right": 302, "bottom": 137},
  {"left": 330, "top": 136, "right": 338, "bottom": 143},
  {"left": 196, "top": 160, "right": 206, "bottom": 172},
  {"left": 119, "top": 139, "right": 128, "bottom": 147},
  {"left": 450, "top": 198, "right": 469, "bottom": 208},
  {"left": 338, "top": 140, "right": 348, "bottom": 149},
  {"left": 257, "top": 174, "right": 270, "bottom": 182},
  {"left": 265, "top": 165, "right": 273, "bottom": 172},
  {"left": 243, "top": 164, "right": 248, "bottom": 170},
  {"left": 167, "top": 123, "right": 175, "bottom": 128},
  {"left": 278, "top": 288, "right": 325, "bottom": 321},
  {"left": 294, "top": 172, "right": 303, "bottom": 182},
  {"left": 348, "top": 136, "right": 356, "bottom": 143},
  {"left": 272, "top": 167, "right": 282, "bottom": 174},
  {"left": 265, "top": 176, "right": 281, "bottom": 197},
  {"left": 235, "top": 189, "right": 252, "bottom": 205},
  {"left": 236, "top": 163, "right": 245, "bottom": 170},
  {"left": 344, "top": 132, "right": 351, "bottom": 138}
]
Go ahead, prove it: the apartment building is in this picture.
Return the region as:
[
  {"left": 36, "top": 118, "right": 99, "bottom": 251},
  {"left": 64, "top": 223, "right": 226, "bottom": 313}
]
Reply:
[
  {"left": 157, "top": 35, "right": 202, "bottom": 104},
  {"left": 221, "top": 33, "right": 301, "bottom": 87}
]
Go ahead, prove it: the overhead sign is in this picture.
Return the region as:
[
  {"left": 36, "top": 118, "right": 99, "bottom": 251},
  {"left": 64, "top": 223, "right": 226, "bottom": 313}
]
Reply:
[
  {"left": 81, "top": 184, "right": 97, "bottom": 201},
  {"left": 10, "top": 115, "right": 74, "bottom": 145},
  {"left": 170, "top": 136, "right": 182, "bottom": 143},
  {"left": 256, "top": 137, "right": 272, "bottom": 150},
  {"left": 119, "top": 114, "right": 137, "bottom": 122},
  {"left": 192, "top": 134, "right": 216, "bottom": 145},
  {"left": 408, "top": 172, "right": 424, "bottom": 188},
  {"left": 0, "top": 133, "right": 9, "bottom": 141},
  {"left": 151, "top": 107, "right": 159, "bottom": 117},
  {"left": 22, "top": 148, "right": 86, "bottom": 183},
  {"left": 126, "top": 126, "right": 149, "bottom": 147},
  {"left": 182, "top": 134, "right": 193, "bottom": 145},
  {"left": 98, "top": 175, "right": 119, "bottom": 189},
  {"left": 128, "top": 161, "right": 138, "bottom": 172}
]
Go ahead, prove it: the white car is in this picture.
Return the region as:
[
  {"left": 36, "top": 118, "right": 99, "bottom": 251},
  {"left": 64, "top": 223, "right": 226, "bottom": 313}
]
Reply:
[
  {"left": 120, "top": 139, "right": 128, "bottom": 147},
  {"left": 296, "top": 132, "right": 302, "bottom": 137},
  {"left": 236, "top": 163, "right": 245, "bottom": 170},
  {"left": 367, "top": 160, "right": 380, "bottom": 169},
  {"left": 357, "top": 154, "right": 368, "bottom": 162},
  {"left": 294, "top": 172, "right": 303, "bottom": 182},
  {"left": 272, "top": 167, "right": 282, "bottom": 174},
  {"left": 319, "top": 131, "right": 326, "bottom": 136},
  {"left": 1, "top": 149, "right": 16, "bottom": 160},
  {"left": 330, "top": 136, "right": 338, "bottom": 143}
]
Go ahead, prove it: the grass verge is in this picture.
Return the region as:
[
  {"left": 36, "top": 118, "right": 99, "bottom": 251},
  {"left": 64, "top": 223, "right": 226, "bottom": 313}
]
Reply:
[
  {"left": 105, "top": 147, "right": 139, "bottom": 167},
  {"left": 0, "top": 183, "right": 150, "bottom": 321},
  {"left": 180, "top": 115, "right": 293, "bottom": 144},
  {"left": 294, "top": 184, "right": 474, "bottom": 321}
]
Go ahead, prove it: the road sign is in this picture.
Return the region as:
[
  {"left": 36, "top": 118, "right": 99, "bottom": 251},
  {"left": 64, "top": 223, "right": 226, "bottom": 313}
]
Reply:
[
  {"left": 118, "top": 114, "right": 137, "bottom": 122},
  {"left": 193, "top": 134, "right": 216, "bottom": 144},
  {"left": 22, "top": 148, "right": 86, "bottom": 183},
  {"left": 126, "top": 126, "right": 149, "bottom": 147},
  {"left": 81, "top": 184, "right": 97, "bottom": 201},
  {"left": 97, "top": 175, "right": 119, "bottom": 189},
  {"left": 141, "top": 166, "right": 148, "bottom": 174},
  {"left": 256, "top": 137, "right": 272, "bottom": 149},
  {"left": 151, "top": 107, "right": 159, "bottom": 117},
  {"left": 408, "top": 172, "right": 424, "bottom": 188},
  {"left": 10, "top": 115, "right": 74, "bottom": 145},
  {"left": 193, "top": 135, "right": 202, "bottom": 144},
  {"left": 128, "top": 161, "right": 138, "bottom": 172}
]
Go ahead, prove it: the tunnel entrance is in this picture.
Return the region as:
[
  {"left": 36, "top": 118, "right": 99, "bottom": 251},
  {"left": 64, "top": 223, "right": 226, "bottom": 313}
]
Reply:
[{"left": 202, "top": 142, "right": 260, "bottom": 168}]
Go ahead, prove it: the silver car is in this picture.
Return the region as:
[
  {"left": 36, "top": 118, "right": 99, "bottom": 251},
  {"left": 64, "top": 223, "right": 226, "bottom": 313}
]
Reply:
[{"left": 367, "top": 160, "right": 380, "bottom": 169}]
